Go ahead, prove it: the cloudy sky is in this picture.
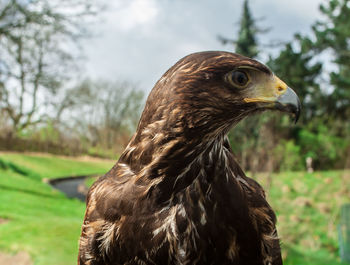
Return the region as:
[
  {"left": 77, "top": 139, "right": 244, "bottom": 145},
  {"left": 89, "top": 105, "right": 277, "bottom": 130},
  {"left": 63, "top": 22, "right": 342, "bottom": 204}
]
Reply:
[{"left": 82, "top": 0, "right": 324, "bottom": 93}]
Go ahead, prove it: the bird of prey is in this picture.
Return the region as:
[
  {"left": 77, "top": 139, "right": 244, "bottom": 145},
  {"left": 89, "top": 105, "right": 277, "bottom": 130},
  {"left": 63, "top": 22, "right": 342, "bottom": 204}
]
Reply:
[{"left": 78, "top": 51, "right": 300, "bottom": 265}]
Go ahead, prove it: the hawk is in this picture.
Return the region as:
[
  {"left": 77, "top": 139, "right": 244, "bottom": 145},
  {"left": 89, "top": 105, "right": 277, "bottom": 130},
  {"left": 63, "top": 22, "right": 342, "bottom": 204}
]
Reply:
[{"left": 78, "top": 51, "right": 300, "bottom": 265}]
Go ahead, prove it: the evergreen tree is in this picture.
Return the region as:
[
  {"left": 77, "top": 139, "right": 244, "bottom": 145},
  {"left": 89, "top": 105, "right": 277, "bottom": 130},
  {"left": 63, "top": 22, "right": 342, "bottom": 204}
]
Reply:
[
  {"left": 218, "top": 0, "right": 259, "bottom": 58},
  {"left": 268, "top": 42, "right": 322, "bottom": 123},
  {"left": 268, "top": 41, "right": 325, "bottom": 170},
  {"left": 235, "top": 0, "right": 258, "bottom": 58},
  {"left": 312, "top": 0, "right": 350, "bottom": 120},
  {"left": 310, "top": 0, "right": 350, "bottom": 169}
]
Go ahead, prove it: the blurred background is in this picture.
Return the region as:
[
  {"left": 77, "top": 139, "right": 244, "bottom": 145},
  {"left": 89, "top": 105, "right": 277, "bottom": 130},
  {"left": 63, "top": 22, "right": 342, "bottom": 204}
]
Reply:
[{"left": 0, "top": 0, "right": 349, "bottom": 264}]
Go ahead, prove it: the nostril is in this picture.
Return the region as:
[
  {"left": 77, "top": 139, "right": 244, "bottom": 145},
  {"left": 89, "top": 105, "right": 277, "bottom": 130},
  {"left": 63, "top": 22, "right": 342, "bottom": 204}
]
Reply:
[{"left": 278, "top": 86, "right": 284, "bottom": 92}]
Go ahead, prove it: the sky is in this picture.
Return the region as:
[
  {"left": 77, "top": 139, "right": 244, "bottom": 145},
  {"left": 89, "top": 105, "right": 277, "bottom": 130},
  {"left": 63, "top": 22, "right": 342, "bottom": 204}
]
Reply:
[{"left": 82, "top": 0, "right": 325, "bottom": 93}]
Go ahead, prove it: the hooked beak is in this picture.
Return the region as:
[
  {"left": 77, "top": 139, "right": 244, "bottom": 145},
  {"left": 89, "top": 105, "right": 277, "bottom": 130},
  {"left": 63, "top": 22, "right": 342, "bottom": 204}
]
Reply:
[
  {"left": 275, "top": 87, "right": 301, "bottom": 123},
  {"left": 243, "top": 75, "right": 301, "bottom": 123}
]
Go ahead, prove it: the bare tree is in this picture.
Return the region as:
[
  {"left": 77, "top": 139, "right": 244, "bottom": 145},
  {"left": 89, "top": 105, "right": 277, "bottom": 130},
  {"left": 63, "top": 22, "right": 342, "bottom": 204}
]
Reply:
[
  {"left": 55, "top": 79, "right": 144, "bottom": 152},
  {"left": 0, "top": 0, "right": 99, "bottom": 135}
]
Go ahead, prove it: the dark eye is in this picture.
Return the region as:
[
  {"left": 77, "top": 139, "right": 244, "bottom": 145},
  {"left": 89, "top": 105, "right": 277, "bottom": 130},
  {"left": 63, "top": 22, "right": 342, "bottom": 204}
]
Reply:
[{"left": 229, "top": 70, "right": 249, "bottom": 88}]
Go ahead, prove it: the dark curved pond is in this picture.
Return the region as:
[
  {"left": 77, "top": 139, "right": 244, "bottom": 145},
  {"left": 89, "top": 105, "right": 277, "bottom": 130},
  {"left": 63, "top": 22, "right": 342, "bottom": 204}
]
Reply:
[{"left": 49, "top": 176, "right": 93, "bottom": 201}]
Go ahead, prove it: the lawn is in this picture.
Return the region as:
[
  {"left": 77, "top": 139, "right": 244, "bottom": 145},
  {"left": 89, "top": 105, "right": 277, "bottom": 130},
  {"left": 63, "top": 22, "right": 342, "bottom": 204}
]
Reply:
[
  {"left": 256, "top": 170, "right": 350, "bottom": 265},
  {"left": 0, "top": 152, "right": 114, "bottom": 265},
  {"left": 0, "top": 152, "right": 115, "bottom": 180},
  {"left": 0, "top": 152, "right": 348, "bottom": 264}
]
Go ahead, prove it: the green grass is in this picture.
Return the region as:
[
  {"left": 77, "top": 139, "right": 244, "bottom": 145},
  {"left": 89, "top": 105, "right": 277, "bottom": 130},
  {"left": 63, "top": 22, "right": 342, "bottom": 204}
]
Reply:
[
  {"left": 0, "top": 152, "right": 114, "bottom": 179},
  {"left": 256, "top": 170, "right": 350, "bottom": 265},
  {"left": 0, "top": 152, "right": 114, "bottom": 265},
  {"left": 0, "top": 152, "right": 348, "bottom": 264}
]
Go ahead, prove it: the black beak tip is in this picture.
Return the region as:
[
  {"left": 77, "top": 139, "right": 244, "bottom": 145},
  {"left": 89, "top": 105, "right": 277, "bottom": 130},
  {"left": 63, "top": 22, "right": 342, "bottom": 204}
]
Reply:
[
  {"left": 294, "top": 96, "right": 301, "bottom": 124},
  {"left": 294, "top": 110, "right": 300, "bottom": 124}
]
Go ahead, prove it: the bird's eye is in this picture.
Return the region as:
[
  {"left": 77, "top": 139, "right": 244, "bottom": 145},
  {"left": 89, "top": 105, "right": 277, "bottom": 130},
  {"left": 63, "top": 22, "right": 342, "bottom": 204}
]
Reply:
[{"left": 228, "top": 70, "right": 250, "bottom": 88}]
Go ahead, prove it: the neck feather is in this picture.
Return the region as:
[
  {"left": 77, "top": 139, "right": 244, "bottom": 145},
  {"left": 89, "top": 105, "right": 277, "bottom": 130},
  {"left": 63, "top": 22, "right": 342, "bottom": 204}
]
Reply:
[{"left": 118, "top": 125, "right": 232, "bottom": 203}]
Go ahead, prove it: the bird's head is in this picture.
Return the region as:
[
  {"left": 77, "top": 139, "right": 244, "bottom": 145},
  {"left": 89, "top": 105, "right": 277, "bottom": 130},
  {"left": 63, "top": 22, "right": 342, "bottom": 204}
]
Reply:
[{"left": 137, "top": 51, "right": 301, "bottom": 140}]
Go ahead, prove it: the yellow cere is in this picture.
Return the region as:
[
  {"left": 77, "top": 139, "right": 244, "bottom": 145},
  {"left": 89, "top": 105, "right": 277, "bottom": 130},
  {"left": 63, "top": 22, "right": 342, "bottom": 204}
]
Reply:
[
  {"left": 274, "top": 76, "right": 287, "bottom": 96},
  {"left": 243, "top": 75, "right": 288, "bottom": 103}
]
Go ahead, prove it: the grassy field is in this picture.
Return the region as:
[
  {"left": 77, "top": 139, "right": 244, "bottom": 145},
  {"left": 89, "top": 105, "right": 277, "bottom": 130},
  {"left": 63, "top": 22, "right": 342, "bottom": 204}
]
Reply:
[
  {"left": 0, "top": 152, "right": 348, "bottom": 264},
  {"left": 0, "top": 153, "right": 114, "bottom": 265},
  {"left": 257, "top": 170, "right": 350, "bottom": 265}
]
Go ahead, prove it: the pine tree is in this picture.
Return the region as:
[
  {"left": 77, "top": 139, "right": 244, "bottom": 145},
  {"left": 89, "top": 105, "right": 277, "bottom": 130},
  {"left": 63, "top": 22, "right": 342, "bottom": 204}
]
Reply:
[
  {"left": 218, "top": 0, "right": 259, "bottom": 58},
  {"left": 235, "top": 0, "right": 258, "bottom": 58},
  {"left": 268, "top": 42, "right": 322, "bottom": 123},
  {"left": 310, "top": 0, "right": 350, "bottom": 170},
  {"left": 312, "top": 0, "right": 350, "bottom": 120}
]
